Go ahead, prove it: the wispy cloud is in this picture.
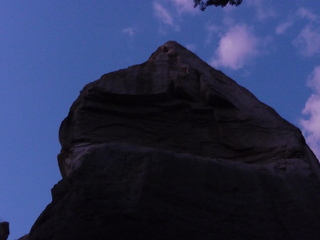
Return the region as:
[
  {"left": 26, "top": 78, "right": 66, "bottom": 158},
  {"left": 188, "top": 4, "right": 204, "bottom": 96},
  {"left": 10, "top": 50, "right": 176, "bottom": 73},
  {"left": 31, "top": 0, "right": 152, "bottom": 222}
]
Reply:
[
  {"left": 152, "top": 0, "right": 198, "bottom": 34},
  {"left": 153, "top": 1, "right": 179, "bottom": 33},
  {"left": 300, "top": 66, "right": 320, "bottom": 159},
  {"left": 296, "top": 7, "right": 318, "bottom": 21},
  {"left": 275, "top": 20, "right": 293, "bottom": 35},
  {"left": 246, "top": 0, "right": 276, "bottom": 20},
  {"left": 153, "top": 2, "right": 174, "bottom": 26},
  {"left": 205, "top": 23, "right": 220, "bottom": 44},
  {"left": 210, "top": 24, "right": 260, "bottom": 70},
  {"left": 122, "top": 27, "right": 136, "bottom": 37},
  {"left": 170, "top": 0, "right": 198, "bottom": 15},
  {"left": 293, "top": 8, "right": 320, "bottom": 57},
  {"left": 293, "top": 24, "right": 320, "bottom": 57}
]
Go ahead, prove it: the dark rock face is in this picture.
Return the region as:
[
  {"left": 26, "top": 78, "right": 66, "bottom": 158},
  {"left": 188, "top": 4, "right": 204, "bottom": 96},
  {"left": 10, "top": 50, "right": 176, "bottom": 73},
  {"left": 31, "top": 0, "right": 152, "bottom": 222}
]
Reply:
[
  {"left": 28, "top": 41, "right": 320, "bottom": 240},
  {"left": 58, "top": 41, "right": 306, "bottom": 177},
  {"left": 0, "top": 222, "right": 9, "bottom": 240},
  {"left": 17, "top": 234, "right": 29, "bottom": 240}
]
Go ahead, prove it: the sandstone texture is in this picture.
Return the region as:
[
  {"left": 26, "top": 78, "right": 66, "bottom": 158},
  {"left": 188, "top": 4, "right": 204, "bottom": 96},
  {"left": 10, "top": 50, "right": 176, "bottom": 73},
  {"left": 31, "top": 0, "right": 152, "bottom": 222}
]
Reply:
[{"left": 27, "top": 41, "right": 320, "bottom": 240}]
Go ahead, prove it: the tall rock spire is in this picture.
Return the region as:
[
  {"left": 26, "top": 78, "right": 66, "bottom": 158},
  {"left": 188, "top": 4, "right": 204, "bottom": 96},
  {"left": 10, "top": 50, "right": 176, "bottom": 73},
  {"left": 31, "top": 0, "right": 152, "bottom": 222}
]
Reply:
[
  {"left": 27, "top": 41, "right": 320, "bottom": 240},
  {"left": 58, "top": 41, "right": 313, "bottom": 177}
]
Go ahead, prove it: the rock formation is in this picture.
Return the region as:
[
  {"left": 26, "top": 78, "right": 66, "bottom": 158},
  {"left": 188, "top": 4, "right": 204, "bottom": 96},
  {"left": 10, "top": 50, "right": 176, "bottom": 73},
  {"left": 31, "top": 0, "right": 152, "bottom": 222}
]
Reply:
[
  {"left": 26, "top": 41, "right": 320, "bottom": 240},
  {"left": 17, "top": 234, "right": 29, "bottom": 240},
  {"left": 0, "top": 222, "right": 9, "bottom": 240}
]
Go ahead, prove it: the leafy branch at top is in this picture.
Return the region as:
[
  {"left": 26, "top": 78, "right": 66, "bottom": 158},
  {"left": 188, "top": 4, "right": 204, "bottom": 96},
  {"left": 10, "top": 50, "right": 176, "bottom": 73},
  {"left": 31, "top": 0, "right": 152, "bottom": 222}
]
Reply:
[{"left": 194, "top": 0, "right": 243, "bottom": 10}]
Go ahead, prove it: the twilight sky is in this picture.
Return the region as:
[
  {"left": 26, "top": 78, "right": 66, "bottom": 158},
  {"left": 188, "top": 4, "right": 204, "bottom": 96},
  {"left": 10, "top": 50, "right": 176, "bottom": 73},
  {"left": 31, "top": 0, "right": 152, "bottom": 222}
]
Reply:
[{"left": 1, "top": 1, "right": 320, "bottom": 239}]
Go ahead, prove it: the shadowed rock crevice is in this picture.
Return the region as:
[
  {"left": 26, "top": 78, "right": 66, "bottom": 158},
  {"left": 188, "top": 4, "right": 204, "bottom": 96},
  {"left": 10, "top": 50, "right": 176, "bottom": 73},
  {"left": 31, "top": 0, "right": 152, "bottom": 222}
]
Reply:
[{"left": 25, "top": 41, "right": 320, "bottom": 240}]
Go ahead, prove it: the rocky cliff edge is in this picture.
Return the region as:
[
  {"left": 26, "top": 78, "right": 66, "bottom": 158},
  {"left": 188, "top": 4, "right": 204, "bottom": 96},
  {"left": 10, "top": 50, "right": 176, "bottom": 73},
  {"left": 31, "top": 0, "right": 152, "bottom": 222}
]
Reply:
[{"left": 26, "top": 41, "right": 320, "bottom": 240}]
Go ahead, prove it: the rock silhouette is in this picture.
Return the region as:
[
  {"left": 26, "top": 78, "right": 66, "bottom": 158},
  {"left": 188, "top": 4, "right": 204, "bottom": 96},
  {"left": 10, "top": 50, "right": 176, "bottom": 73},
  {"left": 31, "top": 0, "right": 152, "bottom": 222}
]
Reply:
[
  {"left": 26, "top": 41, "right": 320, "bottom": 240},
  {"left": 0, "top": 222, "right": 9, "bottom": 240}
]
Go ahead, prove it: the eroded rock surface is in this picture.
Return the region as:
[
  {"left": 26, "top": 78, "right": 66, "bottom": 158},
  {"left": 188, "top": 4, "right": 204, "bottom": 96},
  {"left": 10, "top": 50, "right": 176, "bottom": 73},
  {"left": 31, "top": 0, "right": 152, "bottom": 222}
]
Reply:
[
  {"left": 28, "top": 41, "right": 320, "bottom": 240},
  {"left": 58, "top": 41, "right": 307, "bottom": 177}
]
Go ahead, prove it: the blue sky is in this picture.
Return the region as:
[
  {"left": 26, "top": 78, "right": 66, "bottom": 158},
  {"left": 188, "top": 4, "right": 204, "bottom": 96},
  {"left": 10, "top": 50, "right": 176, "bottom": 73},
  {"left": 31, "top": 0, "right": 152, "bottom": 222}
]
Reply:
[{"left": 1, "top": 1, "right": 320, "bottom": 239}]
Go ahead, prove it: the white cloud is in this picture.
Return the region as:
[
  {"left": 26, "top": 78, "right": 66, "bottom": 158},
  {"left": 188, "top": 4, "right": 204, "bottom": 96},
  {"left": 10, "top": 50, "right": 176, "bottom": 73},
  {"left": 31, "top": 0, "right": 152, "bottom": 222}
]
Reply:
[
  {"left": 246, "top": 0, "right": 276, "bottom": 20},
  {"left": 293, "top": 24, "right": 320, "bottom": 57},
  {"left": 153, "top": 2, "right": 174, "bottom": 26},
  {"left": 122, "top": 27, "right": 136, "bottom": 37},
  {"left": 210, "top": 25, "right": 260, "bottom": 70},
  {"left": 153, "top": 1, "right": 179, "bottom": 33},
  {"left": 296, "top": 9, "right": 320, "bottom": 159},
  {"left": 292, "top": 8, "right": 320, "bottom": 57},
  {"left": 152, "top": 0, "right": 198, "bottom": 34},
  {"left": 307, "top": 66, "right": 320, "bottom": 92},
  {"left": 205, "top": 23, "right": 220, "bottom": 44},
  {"left": 300, "top": 66, "right": 320, "bottom": 160},
  {"left": 169, "top": 0, "right": 198, "bottom": 15},
  {"left": 275, "top": 20, "right": 293, "bottom": 35},
  {"left": 296, "top": 7, "right": 318, "bottom": 21}
]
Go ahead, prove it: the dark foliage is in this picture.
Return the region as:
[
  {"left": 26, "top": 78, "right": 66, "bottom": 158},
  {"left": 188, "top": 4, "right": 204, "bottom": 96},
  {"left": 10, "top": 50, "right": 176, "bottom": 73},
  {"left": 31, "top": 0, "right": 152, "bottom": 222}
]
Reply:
[{"left": 194, "top": 0, "right": 242, "bottom": 10}]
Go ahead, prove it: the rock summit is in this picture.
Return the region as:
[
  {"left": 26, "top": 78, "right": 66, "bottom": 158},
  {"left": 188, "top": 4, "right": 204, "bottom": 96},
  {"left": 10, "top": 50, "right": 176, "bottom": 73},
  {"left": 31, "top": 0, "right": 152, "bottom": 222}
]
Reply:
[{"left": 27, "top": 41, "right": 320, "bottom": 240}]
